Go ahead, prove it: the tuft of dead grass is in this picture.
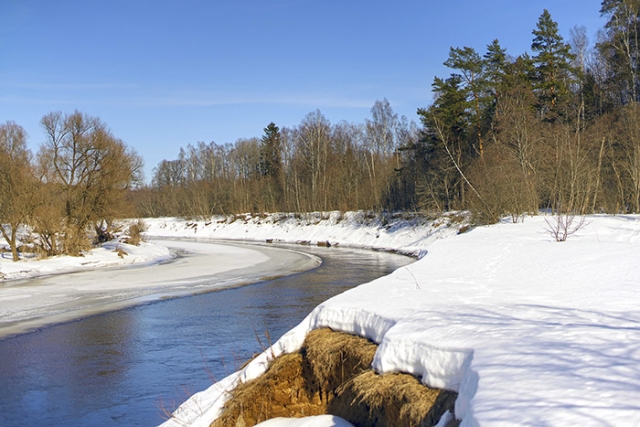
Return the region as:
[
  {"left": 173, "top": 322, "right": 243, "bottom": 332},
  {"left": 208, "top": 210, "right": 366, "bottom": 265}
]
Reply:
[
  {"left": 125, "top": 219, "right": 147, "bottom": 246},
  {"left": 331, "top": 370, "right": 457, "bottom": 427},
  {"left": 211, "top": 328, "right": 457, "bottom": 427},
  {"left": 302, "top": 327, "right": 377, "bottom": 399},
  {"left": 211, "top": 352, "right": 323, "bottom": 427}
]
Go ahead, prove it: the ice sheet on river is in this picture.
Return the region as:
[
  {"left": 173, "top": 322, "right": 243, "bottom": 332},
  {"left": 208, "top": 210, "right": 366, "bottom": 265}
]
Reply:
[{"left": 0, "top": 240, "right": 319, "bottom": 338}]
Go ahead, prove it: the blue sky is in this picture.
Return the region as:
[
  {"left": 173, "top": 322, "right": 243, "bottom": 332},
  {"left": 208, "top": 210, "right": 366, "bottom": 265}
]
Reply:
[{"left": 1, "top": 0, "right": 606, "bottom": 181}]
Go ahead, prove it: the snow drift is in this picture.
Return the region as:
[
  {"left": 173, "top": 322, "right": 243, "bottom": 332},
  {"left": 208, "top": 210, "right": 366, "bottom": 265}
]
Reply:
[{"left": 158, "top": 213, "right": 640, "bottom": 427}]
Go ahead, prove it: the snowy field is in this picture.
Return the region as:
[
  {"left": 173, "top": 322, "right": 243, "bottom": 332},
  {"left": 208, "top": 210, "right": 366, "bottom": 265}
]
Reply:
[{"left": 158, "top": 214, "right": 640, "bottom": 427}]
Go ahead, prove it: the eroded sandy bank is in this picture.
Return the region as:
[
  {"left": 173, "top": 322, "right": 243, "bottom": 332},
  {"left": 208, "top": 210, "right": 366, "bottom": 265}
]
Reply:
[{"left": 202, "top": 328, "right": 457, "bottom": 427}]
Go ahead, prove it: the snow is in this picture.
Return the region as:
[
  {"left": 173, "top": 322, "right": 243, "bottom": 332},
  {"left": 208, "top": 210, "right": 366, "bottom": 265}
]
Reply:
[
  {"left": 142, "top": 211, "right": 465, "bottom": 257},
  {"left": 0, "top": 240, "right": 172, "bottom": 282},
  {"left": 2, "top": 212, "right": 639, "bottom": 426},
  {"left": 159, "top": 214, "right": 640, "bottom": 427},
  {"left": 255, "top": 415, "right": 354, "bottom": 427}
]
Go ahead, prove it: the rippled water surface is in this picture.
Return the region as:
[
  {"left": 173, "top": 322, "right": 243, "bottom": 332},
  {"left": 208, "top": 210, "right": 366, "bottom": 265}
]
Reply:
[{"left": 0, "top": 244, "right": 411, "bottom": 427}]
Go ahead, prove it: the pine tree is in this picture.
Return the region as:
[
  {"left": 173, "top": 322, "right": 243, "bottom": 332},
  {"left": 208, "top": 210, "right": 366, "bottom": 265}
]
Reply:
[
  {"left": 418, "top": 75, "right": 471, "bottom": 209},
  {"left": 259, "top": 122, "right": 283, "bottom": 210},
  {"left": 483, "top": 40, "right": 508, "bottom": 104},
  {"left": 260, "top": 123, "right": 282, "bottom": 178},
  {"left": 531, "top": 9, "right": 576, "bottom": 120},
  {"left": 444, "top": 46, "right": 491, "bottom": 156},
  {"left": 482, "top": 39, "right": 509, "bottom": 136},
  {"left": 484, "top": 40, "right": 508, "bottom": 84},
  {"left": 598, "top": 0, "right": 640, "bottom": 104}
]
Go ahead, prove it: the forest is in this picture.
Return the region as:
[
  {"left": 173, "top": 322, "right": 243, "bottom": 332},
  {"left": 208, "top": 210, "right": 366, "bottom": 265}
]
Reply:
[
  {"left": 3, "top": 1, "right": 640, "bottom": 259},
  {"left": 135, "top": 3, "right": 640, "bottom": 222}
]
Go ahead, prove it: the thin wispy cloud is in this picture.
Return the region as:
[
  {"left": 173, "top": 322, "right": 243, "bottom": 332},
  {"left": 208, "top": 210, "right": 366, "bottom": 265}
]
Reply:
[
  {"left": 1, "top": 82, "right": 374, "bottom": 110},
  {"left": 131, "top": 90, "right": 375, "bottom": 109},
  {"left": 0, "top": 96, "right": 79, "bottom": 106},
  {"left": 0, "top": 82, "right": 140, "bottom": 91}
]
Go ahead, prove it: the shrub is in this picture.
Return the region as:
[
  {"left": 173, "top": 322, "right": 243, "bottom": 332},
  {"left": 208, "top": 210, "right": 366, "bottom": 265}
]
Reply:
[
  {"left": 126, "top": 219, "right": 147, "bottom": 246},
  {"left": 544, "top": 213, "right": 587, "bottom": 242}
]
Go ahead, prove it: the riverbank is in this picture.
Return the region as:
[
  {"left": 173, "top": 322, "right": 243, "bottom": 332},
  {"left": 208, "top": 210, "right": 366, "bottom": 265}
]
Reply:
[
  {"left": 143, "top": 211, "right": 467, "bottom": 257},
  {"left": 0, "top": 240, "right": 173, "bottom": 282},
  {"left": 0, "top": 211, "right": 449, "bottom": 282},
  {"left": 211, "top": 328, "right": 457, "bottom": 427},
  {"left": 160, "top": 214, "right": 640, "bottom": 427}
]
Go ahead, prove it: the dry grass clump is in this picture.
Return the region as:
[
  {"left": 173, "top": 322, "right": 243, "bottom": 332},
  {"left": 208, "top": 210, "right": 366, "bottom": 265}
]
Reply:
[
  {"left": 303, "top": 327, "right": 378, "bottom": 397},
  {"left": 211, "top": 328, "right": 457, "bottom": 427},
  {"left": 211, "top": 352, "right": 323, "bottom": 427},
  {"left": 330, "top": 371, "right": 457, "bottom": 427},
  {"left": 125, "top": 219, "right": 147, "bottom": 246}
]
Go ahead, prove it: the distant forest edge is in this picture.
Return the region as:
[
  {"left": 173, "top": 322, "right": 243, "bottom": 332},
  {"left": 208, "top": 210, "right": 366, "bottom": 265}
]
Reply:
[
  {"left": 3, "top": 3, "right": 640, "bottom": 259},
  {"left": 138, "top": 5, "right": 640, "bottom": 220}
]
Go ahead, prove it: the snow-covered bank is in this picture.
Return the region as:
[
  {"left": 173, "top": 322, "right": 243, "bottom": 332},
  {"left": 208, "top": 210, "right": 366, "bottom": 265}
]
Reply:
[
  {"left": 161, "top": 214, "right": 640, "bottom": 427},
  {"left": 144, "top": 211, "right": 466, "bottom": 257},
  {"left": 0, "top": 240, "right": 172, "bottom": 282}
]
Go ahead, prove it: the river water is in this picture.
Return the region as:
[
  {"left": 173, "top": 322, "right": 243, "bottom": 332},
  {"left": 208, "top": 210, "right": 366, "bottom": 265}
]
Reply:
[{"left": 0, "top": 243, "right": 411, "bottom": 427}]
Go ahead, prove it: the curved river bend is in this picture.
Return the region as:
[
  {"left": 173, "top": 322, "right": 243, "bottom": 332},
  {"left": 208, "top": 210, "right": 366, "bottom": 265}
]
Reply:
[{"left": 0, "top": 241, "right": 411, "bottom": 427}]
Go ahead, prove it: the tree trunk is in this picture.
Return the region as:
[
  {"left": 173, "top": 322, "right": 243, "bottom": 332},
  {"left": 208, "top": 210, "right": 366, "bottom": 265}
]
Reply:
[
  {"left": 591, "top": 137, "right": 606, "bottom": 213},
  {"left": 0, "top": 225, "right": 19, "bottom": 262}
]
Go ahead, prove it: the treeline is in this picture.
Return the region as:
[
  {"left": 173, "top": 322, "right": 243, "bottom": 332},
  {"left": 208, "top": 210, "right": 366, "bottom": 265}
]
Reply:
[
  {"left": 135, "top": 102, "right": 419, "bottom": 217},
  {"left": 416, "top": 4, "right": 640, "bottom": 221},
  {"left": 0, "top": 112, "right": 142, "bottom": 260},
  {"left": 135, "top": 3, "right": 640, "bottom": 222}
]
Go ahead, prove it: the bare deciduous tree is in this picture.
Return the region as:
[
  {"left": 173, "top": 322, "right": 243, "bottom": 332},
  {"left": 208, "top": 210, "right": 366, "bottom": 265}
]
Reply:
[
  {"left": 37, "top": 111, "right": 142, "bottom": 255},
  {"left": 0, "top": 122, "right": 35, "bottom": 261},
  {"left": 297, "top": 110, "right": 332, "bottom": 211}
]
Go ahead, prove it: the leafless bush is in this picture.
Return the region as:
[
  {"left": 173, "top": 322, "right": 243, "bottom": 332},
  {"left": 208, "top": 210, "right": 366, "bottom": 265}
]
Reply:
[
  {"left": 126, "top": 219, "right": 147, "bottom": 246},
  {"left": 544, "top": 213, "right": 587, "bottom": 242},
  {"left": 467, "top": 145, "right": 538, "bottom": 225}
]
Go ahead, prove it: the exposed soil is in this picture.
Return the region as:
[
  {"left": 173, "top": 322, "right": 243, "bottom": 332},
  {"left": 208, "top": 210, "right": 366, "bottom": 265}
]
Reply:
[{"left": 212, "top": 328, "right": 458, "bottom": 427}]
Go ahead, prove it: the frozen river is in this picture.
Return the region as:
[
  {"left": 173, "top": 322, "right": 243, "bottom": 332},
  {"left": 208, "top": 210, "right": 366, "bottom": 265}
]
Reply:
[
  {"left": 0, "top": 239, "right": 319, "bottom": 338},
  {"left": 0, "top": 240, "right": 411, "bottom": 427}
]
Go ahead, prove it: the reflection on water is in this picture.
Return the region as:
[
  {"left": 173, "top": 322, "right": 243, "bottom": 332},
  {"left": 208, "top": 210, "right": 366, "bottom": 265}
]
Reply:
[{"left": 0, "top": 245, "right": 411, "bottom": 427}]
